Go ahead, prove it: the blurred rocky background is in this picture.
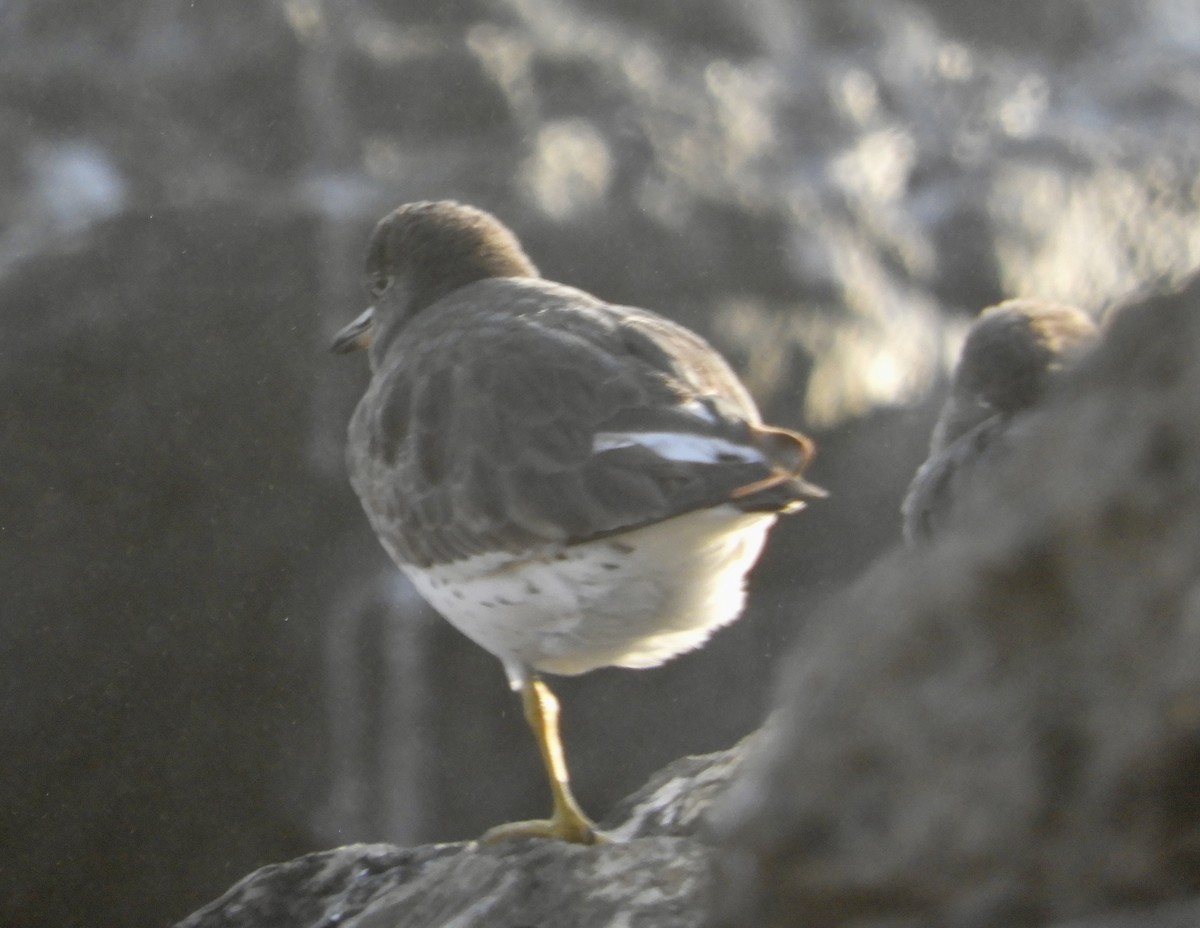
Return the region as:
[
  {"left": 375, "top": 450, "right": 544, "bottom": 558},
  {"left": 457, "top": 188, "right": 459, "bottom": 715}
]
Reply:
[{"left": 3, "top": 1, "right": 1200, "bottom": 925}]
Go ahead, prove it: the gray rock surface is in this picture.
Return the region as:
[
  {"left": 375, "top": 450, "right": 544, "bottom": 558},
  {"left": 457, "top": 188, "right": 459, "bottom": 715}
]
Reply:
[
  {"left": 178, "top": 839, "right": 713, "bottom": 928},
  {"left": 174, "top": 752, "right": 735, "bottom": 928},
  {"left": 173, "top": 740, "right": 747, "bottom": 927}
]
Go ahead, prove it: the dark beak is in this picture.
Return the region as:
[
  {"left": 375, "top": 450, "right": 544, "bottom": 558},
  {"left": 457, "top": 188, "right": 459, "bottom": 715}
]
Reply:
[{"left": 331, "top": 307, "right": 375, "bottom": 354}]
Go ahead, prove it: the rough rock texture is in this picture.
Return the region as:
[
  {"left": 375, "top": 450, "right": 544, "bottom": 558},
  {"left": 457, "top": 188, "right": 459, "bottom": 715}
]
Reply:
[
  {"left": 711, "top": 277, "right": 1200, "bottom": 925},
  {"left": 173, "top": 745, "right": 748, "bottom": 927},
  {"left": 174, "top": 748, "right": 741, "bottom": 928},
  {"left": 175, "top": 839, "right": 713, "bottom": 928}
]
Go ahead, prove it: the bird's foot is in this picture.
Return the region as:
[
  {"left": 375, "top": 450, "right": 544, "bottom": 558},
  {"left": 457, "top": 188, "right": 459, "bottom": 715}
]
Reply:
[{"left": 479, "top": 810, "right": 608, "bottom": 845}]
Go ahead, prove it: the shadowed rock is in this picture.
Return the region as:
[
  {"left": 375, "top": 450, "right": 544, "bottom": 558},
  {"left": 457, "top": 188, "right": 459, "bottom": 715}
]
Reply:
[{"left": 712, "top": 277, "right": 1200, "bottom": 925}]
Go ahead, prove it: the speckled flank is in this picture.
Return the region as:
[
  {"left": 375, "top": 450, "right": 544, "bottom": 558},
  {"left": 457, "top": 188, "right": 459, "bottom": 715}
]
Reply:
[{"left": 404, "top": 506, "right": 774, "bottom": 679}]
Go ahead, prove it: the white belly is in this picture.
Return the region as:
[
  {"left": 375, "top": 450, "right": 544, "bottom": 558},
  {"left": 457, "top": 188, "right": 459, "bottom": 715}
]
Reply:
[{"left": 402, "top": 506, "right": 775, "bottom": 682}]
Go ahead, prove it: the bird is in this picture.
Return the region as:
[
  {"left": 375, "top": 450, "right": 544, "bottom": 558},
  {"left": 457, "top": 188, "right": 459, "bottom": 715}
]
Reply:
[
  {"left": 332, "top": 200, "right": 825, "bottom": 844},
  {"left": 902, "top": 298, "right": 1099, "bottom": 544}
]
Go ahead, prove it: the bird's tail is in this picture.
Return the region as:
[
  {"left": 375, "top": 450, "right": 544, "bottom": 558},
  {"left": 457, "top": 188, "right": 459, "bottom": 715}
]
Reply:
[{"left": 731, "top": 425, "right": 827, "bottom": 513}]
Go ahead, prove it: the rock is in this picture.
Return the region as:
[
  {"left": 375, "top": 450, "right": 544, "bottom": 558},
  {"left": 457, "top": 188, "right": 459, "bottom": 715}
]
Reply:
[
  {"left": 174, "top": 844, "right": 462, "bottom": 928},
  {"left": 174, "top": 751, "right": 740, "bottom": 928},
  {"left": 710, "top": 277, "right": 1200, "bottom": 925},
  {"left": 600, "top": 740, "right": 748, "bottom": 840}
]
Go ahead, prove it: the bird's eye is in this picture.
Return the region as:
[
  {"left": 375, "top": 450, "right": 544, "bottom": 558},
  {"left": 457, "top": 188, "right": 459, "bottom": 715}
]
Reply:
[{"left": 370, "top": 275, "right": 394, "bottom": 298}]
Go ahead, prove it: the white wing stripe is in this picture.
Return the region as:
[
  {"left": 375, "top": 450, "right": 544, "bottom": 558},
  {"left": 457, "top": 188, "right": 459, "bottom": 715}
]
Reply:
[{"left": 592, "top": 431, "right": 763, "bottom": 464}]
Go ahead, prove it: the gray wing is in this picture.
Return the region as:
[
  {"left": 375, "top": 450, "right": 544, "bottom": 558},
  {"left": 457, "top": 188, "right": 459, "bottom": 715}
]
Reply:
[
  {"left": 349, "top": 279, "right": 812, "bottom": 567},
  {"left": 901, "top": 413, "right": 1011, "bottom": 544}
]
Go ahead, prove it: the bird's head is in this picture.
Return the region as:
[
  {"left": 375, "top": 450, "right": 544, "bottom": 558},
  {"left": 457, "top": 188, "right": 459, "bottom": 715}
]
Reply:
[
  {"left": 954, "top": 299, "right": 1099, "bottom": 416},
  {"left": 932, "top": 299, "right": 1098, "bottom": 450},
  {"left": 331, "top": 200, "right": 538, "bottom": 358}
]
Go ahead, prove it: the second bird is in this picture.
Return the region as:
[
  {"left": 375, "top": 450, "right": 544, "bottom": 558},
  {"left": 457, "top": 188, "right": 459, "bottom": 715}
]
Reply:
[{"left": 902, "top": 298, "right": 1099, "bottom": 544}]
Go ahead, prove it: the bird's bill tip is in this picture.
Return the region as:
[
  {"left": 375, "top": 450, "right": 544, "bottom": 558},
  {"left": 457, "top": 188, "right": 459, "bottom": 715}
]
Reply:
[
  {"left": 774, "top": 477, "right": 829, "bottom": 515},
  {"left": 793, "top": 476, "right": 830, "bottom": 500},
  {"left": 331, "top": 307, "right": 375, "bottom": 354}
]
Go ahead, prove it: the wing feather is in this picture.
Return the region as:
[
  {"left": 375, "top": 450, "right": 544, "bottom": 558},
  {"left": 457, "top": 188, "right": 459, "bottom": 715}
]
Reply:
[{"left": 347, "top": 278, "right": 811, "bottom": 567}]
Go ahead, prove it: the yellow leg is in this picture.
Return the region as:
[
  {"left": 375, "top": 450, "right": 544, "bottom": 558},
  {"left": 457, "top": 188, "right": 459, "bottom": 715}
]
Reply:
[{"left": 479, "top": 677, "right": 605, "bottom": 845}]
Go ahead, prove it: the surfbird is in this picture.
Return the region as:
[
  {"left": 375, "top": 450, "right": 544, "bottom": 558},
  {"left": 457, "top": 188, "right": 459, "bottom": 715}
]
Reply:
[
  {"left": 902, "top": 298, "right": 1099, "bottom": 544},
  {"left": 333, "top": 200, "right": 825, "bottom": 844}
]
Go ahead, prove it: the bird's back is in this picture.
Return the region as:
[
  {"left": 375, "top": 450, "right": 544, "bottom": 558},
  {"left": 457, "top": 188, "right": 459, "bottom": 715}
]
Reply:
[{"left": 347, "top": 276, "right": 808, "bottom": 569}]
